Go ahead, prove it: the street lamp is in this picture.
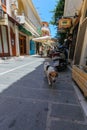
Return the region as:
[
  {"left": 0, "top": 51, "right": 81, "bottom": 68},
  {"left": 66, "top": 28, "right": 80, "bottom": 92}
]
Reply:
[{"left": 0, "top": 6, "right": 4, "bottom": 19}]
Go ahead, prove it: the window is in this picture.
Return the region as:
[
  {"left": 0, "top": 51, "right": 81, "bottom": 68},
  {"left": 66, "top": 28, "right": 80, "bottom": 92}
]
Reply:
[{"left": 1, "top": 0, "right": 6, "bottom": 5}]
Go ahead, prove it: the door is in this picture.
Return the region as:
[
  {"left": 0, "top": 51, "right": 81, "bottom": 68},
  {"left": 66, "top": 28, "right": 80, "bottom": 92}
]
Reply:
[
  {"left": 19, "top": 35, "right": 26, "bottom": 55},
  {"left": 10, "top": 27, "right": 16, "bottom": 56}
]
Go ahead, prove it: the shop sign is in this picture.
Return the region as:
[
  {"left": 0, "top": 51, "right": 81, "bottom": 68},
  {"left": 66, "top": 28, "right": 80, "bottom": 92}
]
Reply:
[
  {"left": 58, "top": 18, "right": 72, "bottom": 29},
  {"left": 0, "top": 14, "right": 8, "bottom": 25},
  {"left": 58, "top": 28, "right": 66, "bottom": 33}
]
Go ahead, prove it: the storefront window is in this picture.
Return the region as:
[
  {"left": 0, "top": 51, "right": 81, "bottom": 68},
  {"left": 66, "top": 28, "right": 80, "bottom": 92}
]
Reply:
[{"left": 1, "top": 0, "right": 6, "bottom": 5}]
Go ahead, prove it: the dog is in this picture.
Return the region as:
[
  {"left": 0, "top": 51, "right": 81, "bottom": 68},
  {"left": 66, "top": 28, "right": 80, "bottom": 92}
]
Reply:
[{"left": 44, "top": 62, "right": 58, "bottom": 86}]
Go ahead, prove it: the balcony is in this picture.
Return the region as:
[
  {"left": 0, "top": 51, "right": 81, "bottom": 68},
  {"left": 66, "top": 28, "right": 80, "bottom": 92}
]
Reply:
[
  {"left": 16, "top": 15, "right": 25, "bottom": 24},
  {"left": 41, "top": 26, "right": 50, "bottom": 36},
  {"left": 0, "top": 13, "right": 8, "bottom": 25}
]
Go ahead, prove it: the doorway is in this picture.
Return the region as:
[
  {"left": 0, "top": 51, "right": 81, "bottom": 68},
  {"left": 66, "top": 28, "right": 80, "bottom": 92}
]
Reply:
[
  {"left": 19, "top": 34, "right": 26, "bottom": 55},
  {"left": 10, "top": 27, "right": 16, "bottom": 56}
]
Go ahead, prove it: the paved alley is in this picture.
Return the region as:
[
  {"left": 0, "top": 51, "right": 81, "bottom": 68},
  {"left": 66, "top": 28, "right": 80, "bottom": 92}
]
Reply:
[{"left": 0, "top": 56, "right": 87, "bottom": 130}]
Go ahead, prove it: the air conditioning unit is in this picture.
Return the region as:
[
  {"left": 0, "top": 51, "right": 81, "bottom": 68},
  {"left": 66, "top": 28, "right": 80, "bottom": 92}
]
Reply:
[{"left": 16, "top": 15, "right": 25, "bottom": 24}]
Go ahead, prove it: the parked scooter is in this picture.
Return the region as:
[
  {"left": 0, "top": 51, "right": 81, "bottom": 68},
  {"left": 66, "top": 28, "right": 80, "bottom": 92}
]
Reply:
[{"left": 52, "top": 45, "right": 68, "bottom": 71}]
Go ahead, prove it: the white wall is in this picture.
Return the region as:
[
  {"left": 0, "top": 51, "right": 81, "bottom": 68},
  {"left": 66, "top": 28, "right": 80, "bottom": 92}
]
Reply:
[
  {"left": 27, "top": 4, "right": 41, "bottom": 28},
  {"left": 15, "top": 25, "right": 20, "bottom": 56},
  {"left": 80, "top": 26, "right": 87, "bottom": 65},
  {"left": 6, "top": 0, "right": 11, "bottom": 15},
  {"left": 64, "top": 0, "right": 83, "bottom": 17}
]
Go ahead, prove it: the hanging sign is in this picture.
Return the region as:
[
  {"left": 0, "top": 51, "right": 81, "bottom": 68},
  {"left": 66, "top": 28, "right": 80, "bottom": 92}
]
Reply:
[{"left": 58, "top": 18, "right": 72, "bottom": 29}]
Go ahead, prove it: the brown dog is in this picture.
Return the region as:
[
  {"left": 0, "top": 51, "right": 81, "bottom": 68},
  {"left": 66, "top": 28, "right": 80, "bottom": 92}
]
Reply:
[{"left": 44, "top": 62, "right": 58, "bottom": 86}]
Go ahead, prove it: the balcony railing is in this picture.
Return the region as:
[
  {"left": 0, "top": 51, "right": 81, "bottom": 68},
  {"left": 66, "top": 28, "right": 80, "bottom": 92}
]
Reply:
[{"left": 16, "top": 15, "right": 25, "bottom": 24}]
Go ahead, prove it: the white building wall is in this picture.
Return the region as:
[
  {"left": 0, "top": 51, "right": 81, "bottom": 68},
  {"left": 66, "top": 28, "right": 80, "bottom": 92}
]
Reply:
[
  {"left": 6, "top": 0, "right": 42, "bottom": 56},
  {"left": 27, "top": 0, "right": 41, "bottom": 27},
  {"left": 6, "top": 0, "right": 11, "bottom": 15},
  {"left": 26, "top": 4, "right": 40, "bottom": 27},
  {"left": 15, "top": 25, "right": 20, "bottom": 56},
  {"left": 79, "top": 0, "right": 87, "bottom": 65},
  {"left": 80, "top": 24, "right": 87, "bottom": 65},
  {"left": 6, "top": 0, "right": 20, "bottom": 56},
  {"left": 23, "top": 0, "right": 41, "bottom": 36},
  {"left": 64, "top": 0, "right": 83, "bottom": 17}
]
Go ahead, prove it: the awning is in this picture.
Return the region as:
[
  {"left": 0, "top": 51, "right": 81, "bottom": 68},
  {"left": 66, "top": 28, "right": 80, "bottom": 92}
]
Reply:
[
  {"left": 32, "top": 36, "right": 51, "bottom": 43},
  {"left": 32, "top": 36, "right": 58, "bottom": 47},
  {"left": 18, "top": 25, "right": 32, "bottom": 36}
]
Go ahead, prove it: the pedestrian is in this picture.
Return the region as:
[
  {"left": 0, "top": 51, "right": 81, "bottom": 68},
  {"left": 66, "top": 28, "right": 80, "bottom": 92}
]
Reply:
[
  {"left": 47, "top": 47, "right": 50, "bottom": 57},
  {"left": 64, "top": 35, "right": 72, "bottom": 63},
  {"left": 39, "top": 46, "right": 44, "bottom": 57},
  {"left": 64, "top": 36, "right": 72, "bottom": 50}
]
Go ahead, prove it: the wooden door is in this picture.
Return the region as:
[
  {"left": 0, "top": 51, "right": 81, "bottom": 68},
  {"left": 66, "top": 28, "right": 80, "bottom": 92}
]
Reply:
[
  {"left": 10, "top": 28, "right": 16, "bottom": 56},
  {"left": 19, "top": 35, "right": 26, "bottom": 55}
]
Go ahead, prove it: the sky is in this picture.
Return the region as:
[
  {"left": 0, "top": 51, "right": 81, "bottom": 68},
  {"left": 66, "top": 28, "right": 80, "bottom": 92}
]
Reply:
[{"left": 32, "top": 0, "right": 58, "bottom": 38}]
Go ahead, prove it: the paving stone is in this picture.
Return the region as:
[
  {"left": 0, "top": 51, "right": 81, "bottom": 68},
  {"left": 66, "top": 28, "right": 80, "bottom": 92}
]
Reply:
[
  {"left": 50, "top": 120, "right": 87, "bottom": 130},
  {"left": 0, "top": 97, "right": 48, "bottom": 130},
  {"left": 1, "top": 85, "right": 79, "bottom": 104},
  {"left": 51, "top": 104, "right": 85, "bottom": 121}
]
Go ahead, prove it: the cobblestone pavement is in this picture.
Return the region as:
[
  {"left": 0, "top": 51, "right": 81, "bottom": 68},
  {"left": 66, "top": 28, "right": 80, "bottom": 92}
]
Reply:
[{"left": 0, "top": 56, "right": 87, "bottom": 130}]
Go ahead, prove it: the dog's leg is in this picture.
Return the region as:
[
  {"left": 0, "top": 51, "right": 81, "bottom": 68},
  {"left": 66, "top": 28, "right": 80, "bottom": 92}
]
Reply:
[
  {"left": 47, "top": 73, "right": 51, "bottom": 85},
  {"left": 47, "top": 76, "right": 51, "bottom": 86},
  {"left": 44, "top": 70, "right": 47, "bottom": 78}
]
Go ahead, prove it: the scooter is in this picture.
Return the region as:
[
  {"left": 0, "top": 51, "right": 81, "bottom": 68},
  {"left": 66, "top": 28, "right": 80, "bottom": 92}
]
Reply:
[{"left": 52, "top": 46, "right": 68, "bottom": 71}]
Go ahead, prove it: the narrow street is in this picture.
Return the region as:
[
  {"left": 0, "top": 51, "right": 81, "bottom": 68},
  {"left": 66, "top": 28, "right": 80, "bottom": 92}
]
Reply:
[{"left": 0, "top": 56, "right": 87, "bottom": 130}]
